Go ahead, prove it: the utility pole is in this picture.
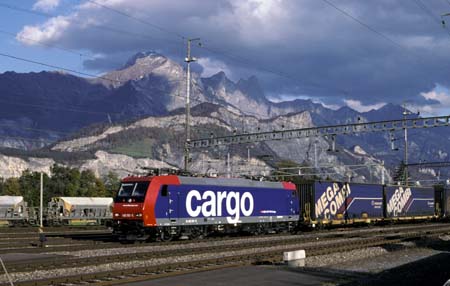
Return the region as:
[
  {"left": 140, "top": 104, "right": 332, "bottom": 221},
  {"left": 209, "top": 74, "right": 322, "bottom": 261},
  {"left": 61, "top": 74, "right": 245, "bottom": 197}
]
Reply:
[
  {"left": 184, "top": 38, "right": 200, "bottom": 171},
  {"left": 402, "top": 103, "right": 414, "bottom": 186},
  {"left": 40, "top": 172, "right": 43, "bottom": 228},
  {"left": 314, "top": 139, "right": 318, "bottom": 168},
  {"left": 227, "top": 152, "right": 231, "bottom": 178}
]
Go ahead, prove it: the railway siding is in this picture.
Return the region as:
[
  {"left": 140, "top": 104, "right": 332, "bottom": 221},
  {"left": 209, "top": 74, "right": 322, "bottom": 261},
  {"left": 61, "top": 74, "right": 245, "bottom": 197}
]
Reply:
[{"left": 0, "top": 223, "right": 448, "bottom": 285}]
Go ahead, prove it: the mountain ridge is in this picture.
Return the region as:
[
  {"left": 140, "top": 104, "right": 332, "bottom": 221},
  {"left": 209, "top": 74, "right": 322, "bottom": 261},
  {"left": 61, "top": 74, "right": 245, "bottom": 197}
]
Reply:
[{"left": 0, "top": 51, "right": 447, "bottom": 182}]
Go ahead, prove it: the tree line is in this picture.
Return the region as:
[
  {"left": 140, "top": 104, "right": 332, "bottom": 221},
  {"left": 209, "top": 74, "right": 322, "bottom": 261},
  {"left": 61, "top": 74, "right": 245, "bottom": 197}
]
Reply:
[{"left": 0, "top": 165, "right": 121, "bottom": 207}]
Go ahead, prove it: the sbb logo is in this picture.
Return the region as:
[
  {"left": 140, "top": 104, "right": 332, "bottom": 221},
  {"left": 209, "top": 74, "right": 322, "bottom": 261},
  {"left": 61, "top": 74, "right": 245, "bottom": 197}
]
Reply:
[{"left": 186, "top": 190, "right": 254, "bottom": 224}]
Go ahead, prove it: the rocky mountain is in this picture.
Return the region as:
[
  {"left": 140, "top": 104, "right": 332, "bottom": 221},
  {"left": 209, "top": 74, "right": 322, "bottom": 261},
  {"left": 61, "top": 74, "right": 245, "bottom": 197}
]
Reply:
[
  {"left": 9, "top": 102, "right": 384, "bottom": 183},
  {"left": 0, "top": 51, "right": 448, "bottom": 183},
  {"left": 0, "top": 51, "right": 376, "bottom": 149}
]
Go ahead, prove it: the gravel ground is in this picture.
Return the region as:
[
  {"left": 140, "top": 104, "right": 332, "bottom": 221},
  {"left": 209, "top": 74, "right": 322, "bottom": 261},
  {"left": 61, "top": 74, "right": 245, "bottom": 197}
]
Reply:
[
  {"left": 40, "top": 224, "right": 450, "bottom": 259},
  {"left": 306, "top": 246, "right": 390, "bottom": 268},
  {"left": 302, "top": 237, "right": 450, "bottom": 286},
  {"left": 41, "top": 235, "right": 364, "bottom": 258},
  {"left": 0, "top": 241, "right": 356, "bottom": 283},
  {"left": 1, "top": 224, "right": 448, "bottom": 284}
]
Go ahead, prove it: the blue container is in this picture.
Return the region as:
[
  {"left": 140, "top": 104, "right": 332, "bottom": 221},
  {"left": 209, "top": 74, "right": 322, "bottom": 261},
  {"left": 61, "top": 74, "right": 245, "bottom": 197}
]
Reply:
[
  {"left": 384, "top": 186, "right": 434, "bottom": 217},
  {"left": 313, "top": 182, "right": 384, "bottom": 220}
]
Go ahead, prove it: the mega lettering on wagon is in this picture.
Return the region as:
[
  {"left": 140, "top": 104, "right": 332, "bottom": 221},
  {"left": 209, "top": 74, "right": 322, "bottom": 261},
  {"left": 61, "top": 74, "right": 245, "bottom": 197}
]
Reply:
[
  {"left": 386, "top": 187, "right": 412, "bottom": 217},
  {"left": 385, "top": 186, "right": 434, "bottom": 217},
  {"left": 315, "top": 182, "right": 351, "bottom": 219}
]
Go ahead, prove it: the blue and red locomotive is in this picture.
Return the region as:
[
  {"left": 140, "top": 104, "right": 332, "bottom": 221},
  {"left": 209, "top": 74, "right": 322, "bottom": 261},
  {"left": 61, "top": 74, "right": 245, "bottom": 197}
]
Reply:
[
  {"left": 113, "top": 175, "right": 299, "bottom": 240},
  {"left": 113, "top": 175, "right": 450, "bottom": 240}
]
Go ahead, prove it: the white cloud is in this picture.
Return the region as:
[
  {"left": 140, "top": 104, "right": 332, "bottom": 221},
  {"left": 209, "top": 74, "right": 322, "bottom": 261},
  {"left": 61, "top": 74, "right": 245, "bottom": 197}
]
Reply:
[
  {"left": 344, "top": 99, "right": 386, "bottom": 113},
  {"left": 13, "top": 0, "right": 450, "bottom": 104},
  {"left": 33, "top": 0, "right": 61, "bottom": 12},
  {"left": 16, "top": 16, "right": 71, "bottom": 45},
  {"left": 197, "top": 57, "right": 232, "bottom": 78},
  {"left": 412, "top": 89, "right": 450, "bottom": 116},
  {"left": 211, "top": 0, "right": 293, "bottom": 46},
  {"left": 421, "top": 90, "right": 450, "bottom": 106}
]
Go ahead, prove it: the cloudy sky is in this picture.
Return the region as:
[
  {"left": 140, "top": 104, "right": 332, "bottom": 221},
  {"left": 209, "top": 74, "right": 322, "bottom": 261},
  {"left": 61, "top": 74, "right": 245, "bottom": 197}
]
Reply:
[{"left": 2, "top": 0, "right": 450, "bottom": 114}]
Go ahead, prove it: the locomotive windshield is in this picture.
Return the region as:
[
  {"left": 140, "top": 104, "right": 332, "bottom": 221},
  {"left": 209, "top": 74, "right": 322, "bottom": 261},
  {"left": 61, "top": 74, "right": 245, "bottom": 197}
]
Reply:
[{"left": 115, "top": 181, "right": 150, "bottom": 203}]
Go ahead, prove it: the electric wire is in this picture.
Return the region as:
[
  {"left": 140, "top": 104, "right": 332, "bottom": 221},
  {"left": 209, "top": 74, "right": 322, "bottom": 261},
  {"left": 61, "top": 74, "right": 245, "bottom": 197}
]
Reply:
[
  {"left": 0, "top": 29, "right": 95, "bottom": 60},
  {"left": 413, "top": 0, "right": 442, "bottom": 25},
  {"left": 85, "top": 0, "right": 186, "bottom": 40},
  {"left": 320, "top": 0, "right": 404, "bottom": 50},
  {"left": 0, "top": 2, "right": 182, "bottom": 47},
  {"left": 0, "top": 88, "right": 205, "bottom": 117},
  {"left": 0, "top": 52, "right": 121, "bottom": 83},
  {"left": 70, "top": 0, "right": 350, "bottom": 96},
  {"left": 413, "top": 0, "right": 450, "bottom": 36}
]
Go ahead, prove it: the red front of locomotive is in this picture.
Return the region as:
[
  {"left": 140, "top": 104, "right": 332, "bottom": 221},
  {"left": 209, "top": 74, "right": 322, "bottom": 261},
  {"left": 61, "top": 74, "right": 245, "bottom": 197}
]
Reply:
[
  {"left": 112, "top": 175, "right": 180, "bottom": 240},
  {"left": 112, "top": 176, "right": 153, "bottom": 239}
]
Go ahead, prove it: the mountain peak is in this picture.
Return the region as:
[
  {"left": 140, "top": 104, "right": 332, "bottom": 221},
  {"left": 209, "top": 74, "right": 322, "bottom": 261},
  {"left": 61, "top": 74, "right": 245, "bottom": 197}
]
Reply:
[
  {"left": 211, "top": 71, "right": 226, "bottom": 80},
  {"left": 98, "top": 51, "right": 181, "bottom": 88},
  {"left": 206, "top": 71, "right": 231, "bottom": 85},
  {"left": 122, "top": 51, "right": 166, "bottom": 70},
  {"left": 236, "top": 75, "right": 267, "bottom": 102}
]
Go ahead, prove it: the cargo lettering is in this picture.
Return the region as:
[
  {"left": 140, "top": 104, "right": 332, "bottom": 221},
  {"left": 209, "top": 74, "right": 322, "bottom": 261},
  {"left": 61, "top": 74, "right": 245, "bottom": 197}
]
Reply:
[
  {"left": 315, "top": 183, "right": 351, "bottom": 219},
  {"left": 186, "top": 190, "right": 254, "bottom": 223},
  {"left": 387, "top": 187, "right": 412, "bottom": 216}
]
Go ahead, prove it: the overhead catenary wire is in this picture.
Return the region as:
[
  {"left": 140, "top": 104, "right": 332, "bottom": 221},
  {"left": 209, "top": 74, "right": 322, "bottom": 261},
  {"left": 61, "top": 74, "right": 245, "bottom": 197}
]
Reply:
[
  {"left": 85, "top": 0, "right": 186, "bottom": 40},
  {"left": 0, "top": 29, "right": 95, "bottom": 60},
  {"left": 1, "top": 1, "right": 441, "bottom": 128},
  {"left": 320, "top": 0, "right": 405, "bottom": 50},
  {"left": 0, "top": 52, "right": 121, "bottom": 83},
  {"left": 68, "top": 0, "right": 351, "bottom": 97},
  {"left": 0, "top": 2, "right": 182, "bottom": 47},
  {"left": 0, "top": 88, "right": 205, "bottom": 117},
  {"left": 413, "top": 0, "right": 443, "bottom": 25},
  {"left": 318, "top": 0, "right": 450, "bottom": 82},
  {"left": 413, "top": 0, "right": 450, "bottom": 36},
  {"left": 198, "top": 44, "right": 349, "bottom": 96}
]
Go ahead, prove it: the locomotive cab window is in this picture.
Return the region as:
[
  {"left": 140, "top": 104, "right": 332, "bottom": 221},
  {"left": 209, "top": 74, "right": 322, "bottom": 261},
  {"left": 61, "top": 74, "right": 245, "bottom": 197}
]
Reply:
[
  {"left": 132, "top": 183, "right": 149, "bottom": 197},
  {"left": 117, "top": 183, "right": 134, "bottom": 197},
  {"left": 115, "top": 181, "right": 150, "bottom": 203}
]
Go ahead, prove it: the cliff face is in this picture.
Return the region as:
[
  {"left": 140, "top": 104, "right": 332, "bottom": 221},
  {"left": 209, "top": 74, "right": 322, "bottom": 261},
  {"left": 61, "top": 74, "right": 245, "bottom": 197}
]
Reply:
[
  {"left": 0, "top": 155, "right": 54, "bottom": 178},
  {"left": 45, "top": 103, "right": 389, "bottom": 183},
  {"left": 0, "top": 51, "right": 446, "bottom": 183}
]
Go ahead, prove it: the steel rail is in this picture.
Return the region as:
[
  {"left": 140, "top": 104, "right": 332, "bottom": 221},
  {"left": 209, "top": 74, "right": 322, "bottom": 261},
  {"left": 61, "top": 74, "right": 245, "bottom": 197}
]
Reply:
[
  {"left": 1, "top": 224, "right": 449, "bottom": 286},
  {"left": 4, "top": 226, "right": 449, "bottom": 286}
]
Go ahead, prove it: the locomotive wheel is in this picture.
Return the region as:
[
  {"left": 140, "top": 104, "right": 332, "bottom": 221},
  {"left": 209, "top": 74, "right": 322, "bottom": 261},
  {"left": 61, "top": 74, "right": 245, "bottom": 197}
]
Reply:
[
  {"left": 190, "top": 232, "right": 205, "bottom": 240},
  {"left": 160, "top": 231, "right": 173, "bottom": 242}
]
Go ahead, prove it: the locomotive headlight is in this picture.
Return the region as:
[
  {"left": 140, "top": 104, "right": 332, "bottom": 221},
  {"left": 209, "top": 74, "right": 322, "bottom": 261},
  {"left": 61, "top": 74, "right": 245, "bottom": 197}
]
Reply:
[
  {"left": 135, "top": 213, "right": 143, "bottom": 217},
  {"left": 114, "top": 213, "right": 120, "bottom": 217}
]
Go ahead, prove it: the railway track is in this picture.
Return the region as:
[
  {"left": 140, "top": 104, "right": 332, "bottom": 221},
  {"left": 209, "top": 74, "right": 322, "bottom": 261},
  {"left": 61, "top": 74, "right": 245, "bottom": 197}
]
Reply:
[
  {"left": 0, "top": 222, "right": 447, "bottom": 254},
  {"left": 1, "top": 223, "right": 449, "bottom": 286}
]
